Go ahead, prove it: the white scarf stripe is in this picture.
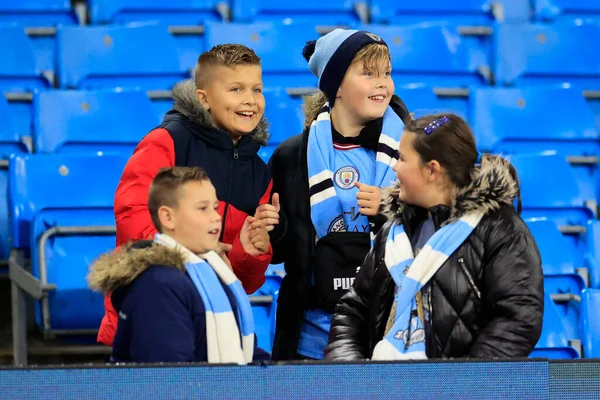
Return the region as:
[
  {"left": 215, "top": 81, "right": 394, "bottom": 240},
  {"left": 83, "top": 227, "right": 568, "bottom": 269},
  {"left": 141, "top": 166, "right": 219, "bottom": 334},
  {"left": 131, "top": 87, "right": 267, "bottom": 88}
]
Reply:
[
  {"left": 308, "top": 169, "right": 333, "bottom": 187},
  {"left": 372, "top": 211, "right": 484, "bottom": 360},
  {"left": 379, "top": 133, "right": 400, "bottom": 150},
  {"left": 310, "top": 187, "right": 337, "bottom": 207},
  {"left": 154, "top": 234, "right": 254, "bottom": 364},
  {"left": 376, "top": 152, "right": 397, "bottom": 168}
]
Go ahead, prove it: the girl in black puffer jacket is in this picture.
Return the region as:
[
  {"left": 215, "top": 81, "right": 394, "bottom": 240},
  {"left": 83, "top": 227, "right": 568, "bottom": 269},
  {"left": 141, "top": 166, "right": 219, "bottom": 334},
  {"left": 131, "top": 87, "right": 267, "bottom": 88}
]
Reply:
[{"left": 325, "top": 114, "right": 544, "bottom": 360}]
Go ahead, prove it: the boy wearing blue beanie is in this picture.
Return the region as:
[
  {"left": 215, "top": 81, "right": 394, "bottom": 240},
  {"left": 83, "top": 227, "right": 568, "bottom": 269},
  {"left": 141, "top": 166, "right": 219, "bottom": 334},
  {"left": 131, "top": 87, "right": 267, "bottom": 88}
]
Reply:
[{"left": 268, "top": 29, "right": 411, "bottom": 360}]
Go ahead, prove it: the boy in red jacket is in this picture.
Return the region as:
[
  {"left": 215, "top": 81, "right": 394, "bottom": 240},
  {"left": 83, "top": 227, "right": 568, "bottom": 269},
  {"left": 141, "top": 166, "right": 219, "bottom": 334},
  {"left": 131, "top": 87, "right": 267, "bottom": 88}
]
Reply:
[{"left": 98, "top": 44, "right": 279, "bottom": 346}]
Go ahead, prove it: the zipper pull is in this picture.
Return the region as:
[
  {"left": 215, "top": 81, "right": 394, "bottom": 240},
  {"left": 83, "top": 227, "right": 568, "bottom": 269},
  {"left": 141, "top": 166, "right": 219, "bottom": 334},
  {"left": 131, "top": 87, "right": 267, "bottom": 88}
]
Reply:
[{"left": 233, "top": 149, "right": 239, "bottom": 159}]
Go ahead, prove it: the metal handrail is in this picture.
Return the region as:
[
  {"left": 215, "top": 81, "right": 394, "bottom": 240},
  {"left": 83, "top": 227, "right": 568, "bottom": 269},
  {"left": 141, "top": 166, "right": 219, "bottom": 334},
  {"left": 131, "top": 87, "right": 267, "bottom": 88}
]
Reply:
[{"left": 38, "top": 226, "right": 117, "bottom": 334}]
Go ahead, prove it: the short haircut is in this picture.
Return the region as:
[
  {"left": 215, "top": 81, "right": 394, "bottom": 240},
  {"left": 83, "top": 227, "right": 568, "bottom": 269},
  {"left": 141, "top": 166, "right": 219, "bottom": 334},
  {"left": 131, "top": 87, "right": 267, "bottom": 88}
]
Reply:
[
  {"left": 148, "top": 167, "right": 210, "bottom": 232},
  {"left": 194, "top": 44, "right": 261, "bottom": 89}
]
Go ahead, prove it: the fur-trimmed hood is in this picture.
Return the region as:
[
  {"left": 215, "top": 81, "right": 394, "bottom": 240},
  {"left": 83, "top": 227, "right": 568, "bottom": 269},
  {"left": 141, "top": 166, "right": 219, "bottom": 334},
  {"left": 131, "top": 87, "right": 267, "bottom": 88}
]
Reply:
[
  {"left": 171, "top": 79, "right": 270, "bottom": 146},
  {"left": 382, "top": 155, "right": 519, "bottom": 225},
  {"left": 87, "top": 243, "right": 186, "bottom": 294}
]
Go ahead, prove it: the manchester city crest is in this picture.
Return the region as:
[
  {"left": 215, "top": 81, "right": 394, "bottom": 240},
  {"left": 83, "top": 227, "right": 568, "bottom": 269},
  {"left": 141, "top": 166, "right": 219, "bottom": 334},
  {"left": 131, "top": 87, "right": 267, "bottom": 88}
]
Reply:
[
  {"left": 328, "top": 215, "right": 346, "bottom": 233},
  {"left": 334, "top": 166, "right": 359, "bottom": 190}
]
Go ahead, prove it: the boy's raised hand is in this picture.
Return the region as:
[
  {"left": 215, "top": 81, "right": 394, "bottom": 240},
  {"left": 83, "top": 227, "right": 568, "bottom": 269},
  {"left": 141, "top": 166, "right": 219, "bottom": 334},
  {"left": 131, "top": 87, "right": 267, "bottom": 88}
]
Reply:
[
  {"left": 355, "top": 182, "right": 382, "bottom": 217},
  {"left": 240, "top": 216, "right": 270, "bottom": 256},
  {"left": 253, "top": 193, "right": 280, "bottom": 232}
]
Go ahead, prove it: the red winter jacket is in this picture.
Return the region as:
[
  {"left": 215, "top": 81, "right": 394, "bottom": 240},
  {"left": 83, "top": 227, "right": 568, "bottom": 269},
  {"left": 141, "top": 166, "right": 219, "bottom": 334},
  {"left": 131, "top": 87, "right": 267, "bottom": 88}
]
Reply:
[{"left": 98, "top": 80, "right": 272, "bottom": 346}]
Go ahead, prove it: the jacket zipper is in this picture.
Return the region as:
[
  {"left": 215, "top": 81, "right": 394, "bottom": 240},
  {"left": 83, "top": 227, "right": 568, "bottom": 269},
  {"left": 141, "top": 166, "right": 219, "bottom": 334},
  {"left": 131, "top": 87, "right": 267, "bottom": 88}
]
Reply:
[
  {"left": 457, "top": 257, "right": 481, "bottom": 300},
  {"left": 220, "top": 148, "right": 238, "bottom": 241}
]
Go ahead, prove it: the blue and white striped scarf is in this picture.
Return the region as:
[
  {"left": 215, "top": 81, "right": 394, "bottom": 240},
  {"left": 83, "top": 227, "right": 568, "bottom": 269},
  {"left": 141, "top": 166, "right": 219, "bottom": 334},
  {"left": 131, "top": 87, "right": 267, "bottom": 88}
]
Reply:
[
  {"left": 371, "top": 211, "right": 483, "bottom": 360},
  {"left": 154, "top": 234, "right": 254, "bottom": 365},
  {"left": 308, "top": 103, "right": 403, "bottom": 241}
]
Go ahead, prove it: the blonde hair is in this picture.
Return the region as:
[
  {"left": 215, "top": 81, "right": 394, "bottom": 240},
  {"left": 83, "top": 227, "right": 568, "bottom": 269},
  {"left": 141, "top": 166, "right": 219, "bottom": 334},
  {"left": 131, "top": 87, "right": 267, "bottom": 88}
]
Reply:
[
  {"left": 352, "top": 43, "right": 391, "bottom": 71},
  {"left": 194, "top": 44, "right": 261, "bottom": 89}
]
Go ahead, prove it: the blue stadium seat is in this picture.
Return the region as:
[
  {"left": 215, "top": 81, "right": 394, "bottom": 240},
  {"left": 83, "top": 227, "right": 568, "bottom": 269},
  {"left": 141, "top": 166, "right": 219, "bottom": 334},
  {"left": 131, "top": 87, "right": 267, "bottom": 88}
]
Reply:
[
  {"left": 586, "top": 220, "right": 600, "bottom": 289},
  {"left": 358, "top": 24, "right": 492, "bottom": 87},
  {"left": 511, "top": 153, "right": 595, "bottom": 253},
  {"left": 495, "top": 22, "right": 600, "bottom": 89},
  {"left": 0, "top": 96, "right": 29, "bottom": 159},
  {"left": 535, "top": 0, "right": 600, "bottom": 22},
  {"left": 526, "top": 218, "right": 586, "bottom": 290},
  {"left": 398, "top": 86, "right": 470, "bottom": 121},
  {"left": 580, "top": 289, "right": 600, "bottom": 358},
  {"left": 370, "top": 0, "right": 531, "bottom": 25},
  {"left": 89, "top": 0, "right": 228, "bottom": 25},
  {"left": 250, "top": 275, "right": 282, "bottom": 353},
  {"left": 258, "top": 145, "right": 277, "bottom": 164},
  {"left": 204, "top": 21, "right": 320, "bottom": 89},
  {"left": 33, "top": 90, "right": 159, "bottom": 154},
  {"left": 526, "top": 218, "right": 587, "bottom": 341},
  {"left": 471, "top": 87, "right": 600, "bottom": 202},
  {"left": 263, "top": 87, "right": 304, "bottom": 146},
  {"left": 0, "top": 26, "right": 50, "bottom": 93},
  {"left": 530, "top": 292, "right": 580, "bottom": 359},
  {"left": 9, "top": 154, "right": 127, "bottom": 332},
  {"left": 0, "top": 0, "right": 78, "bottom": 26},
  {"left": 57, "top": 25, "right": 190, "bottom": 90},
  {"left": 232, "top": 0, "right": 367, "bottom": 24},
  {"left": 0, "top": 26, "right": 53, "bottom": 148},
  {"left": 0, "top": 96, "right": 29, "bottom": 264}
]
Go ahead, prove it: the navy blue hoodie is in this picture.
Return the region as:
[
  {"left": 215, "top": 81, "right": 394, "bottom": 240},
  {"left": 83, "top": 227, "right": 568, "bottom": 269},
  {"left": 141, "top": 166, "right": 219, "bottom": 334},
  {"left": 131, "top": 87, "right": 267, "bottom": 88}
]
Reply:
[{"left": 88, "top": 240, "right": 270, "bottom": 363}]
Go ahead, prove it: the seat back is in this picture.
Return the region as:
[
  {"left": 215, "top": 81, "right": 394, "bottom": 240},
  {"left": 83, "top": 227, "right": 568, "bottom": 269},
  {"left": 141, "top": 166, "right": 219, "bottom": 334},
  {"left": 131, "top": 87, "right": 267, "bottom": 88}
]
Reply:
[
  {"left": 511, "top": 153, "right": 594, "bottom": 226},
  {"left": 580, "top": 289, "right": 600, "bottom": 358},
  {"left": 0, "top": 26, "right": 50, "bottom": 93},
  {"left": 535, "top": 0, "right": 600, "bottom": 21},
  {"left": 531, "top": 292, "right": 580, "bottom": 359},
  {"left": 232, "top": 0, "right": 364, "bottom": 24},
  {"left": 495, "top": 22, "right": 600, "bottom": 89},
  {"left": 34, "top": 90, "right": 158, "bottom": 154},
  {"left": 358, "top": 23, "right": 492, "bottom": 87},
  {"left": 370, "top": 0, "right": 531, "bottom": 24},
  {"left": 250, "top": 275, "right": 282, "bottom": 353},
  {"left": 9, "top": 154, "right": 127, "bottom": 249},
  {"left": 89, "top": 0, "right": 226, "bottom": 24},
  {"left": 57, "top": 25, "right": 188, "bottom": 90},
  {"left": 204, "top": 21, "right": 320, "bottom": 89},
  {"left": 0, "top": 0, "right": 77, "bottom": 26}
]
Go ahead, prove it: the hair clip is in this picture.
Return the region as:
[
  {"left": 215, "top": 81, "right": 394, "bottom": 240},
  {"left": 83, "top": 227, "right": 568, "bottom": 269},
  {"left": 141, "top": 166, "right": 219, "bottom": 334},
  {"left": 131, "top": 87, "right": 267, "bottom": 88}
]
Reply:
[
  {"left": 474, "top": 152, "right": 482, "bottom": 166},
  {"left": 424, "top": 116, "right": 450, "bottom": 135}
]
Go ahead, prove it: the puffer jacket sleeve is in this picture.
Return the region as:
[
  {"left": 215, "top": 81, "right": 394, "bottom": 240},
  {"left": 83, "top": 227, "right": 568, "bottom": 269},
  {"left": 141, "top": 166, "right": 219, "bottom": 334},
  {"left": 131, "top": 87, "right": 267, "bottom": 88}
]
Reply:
[
  {"left": 468, "top": 215, "right": 544, "bottom": 358},
  {"left": 325, "top": 226, "right": 387, "bottom": 361}
]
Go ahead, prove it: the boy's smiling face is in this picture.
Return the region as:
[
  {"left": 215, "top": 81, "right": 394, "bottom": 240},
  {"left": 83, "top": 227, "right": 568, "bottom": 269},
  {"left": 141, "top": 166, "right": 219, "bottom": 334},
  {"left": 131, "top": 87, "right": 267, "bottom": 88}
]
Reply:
[
  {"left": 335, "top": 57, "right": 394, "bottom": 124},
  {"left": 196, "top": 64, "right": 265, "bottom": 141}
]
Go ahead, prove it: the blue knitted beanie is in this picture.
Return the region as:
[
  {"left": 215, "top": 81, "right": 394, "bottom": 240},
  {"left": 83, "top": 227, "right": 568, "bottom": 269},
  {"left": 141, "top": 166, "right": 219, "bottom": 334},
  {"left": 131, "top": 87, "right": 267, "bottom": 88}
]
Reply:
[{"left": 302, "top": 29, "right": 388, "bottom": 106}]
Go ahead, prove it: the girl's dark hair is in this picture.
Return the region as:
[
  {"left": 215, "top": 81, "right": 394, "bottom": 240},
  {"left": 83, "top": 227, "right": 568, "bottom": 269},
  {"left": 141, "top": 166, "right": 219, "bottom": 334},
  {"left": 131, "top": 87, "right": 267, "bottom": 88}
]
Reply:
[{"left": 404, "top": 113, "right": 522, "bottom": 213}]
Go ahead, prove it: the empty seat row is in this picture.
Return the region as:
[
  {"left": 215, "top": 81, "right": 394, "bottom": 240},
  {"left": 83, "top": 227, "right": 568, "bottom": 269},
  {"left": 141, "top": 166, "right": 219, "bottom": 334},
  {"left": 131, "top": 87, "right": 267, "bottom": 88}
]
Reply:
[
  {"left": 3, "top": 22, "right": 600, "bottom": 93},
  {"left": 2, "top": 86, "right": 598, "bottom": 152},
  {"left": 5, "top": 85, "right": 598, "bottom": 202},
  {"left": 3, "top": 1, "right": 600, "bottom": 26}
]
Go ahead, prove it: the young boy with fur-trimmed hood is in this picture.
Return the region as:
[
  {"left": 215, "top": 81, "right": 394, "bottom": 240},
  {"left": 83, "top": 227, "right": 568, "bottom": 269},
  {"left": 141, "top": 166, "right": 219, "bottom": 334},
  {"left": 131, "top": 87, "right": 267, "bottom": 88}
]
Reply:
[
  {"left": 268, "top": 29, "right": 411, "bottom": 360},
  {"left": 89, "top": 167, "right": 270, "bottom": 363},
  {"left": 98, "top": 44, "right": 279, "bottom": 347}
]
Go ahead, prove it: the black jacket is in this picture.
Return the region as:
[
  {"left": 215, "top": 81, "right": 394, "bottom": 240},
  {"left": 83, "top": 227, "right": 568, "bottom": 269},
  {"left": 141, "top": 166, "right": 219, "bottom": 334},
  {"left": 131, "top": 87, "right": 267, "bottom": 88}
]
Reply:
[
  {"left": 268, "top": 95, "right": 410, "bottom": 360},
  {"left": 325, "top": 156, "right": 544, "bottom": 360}
]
